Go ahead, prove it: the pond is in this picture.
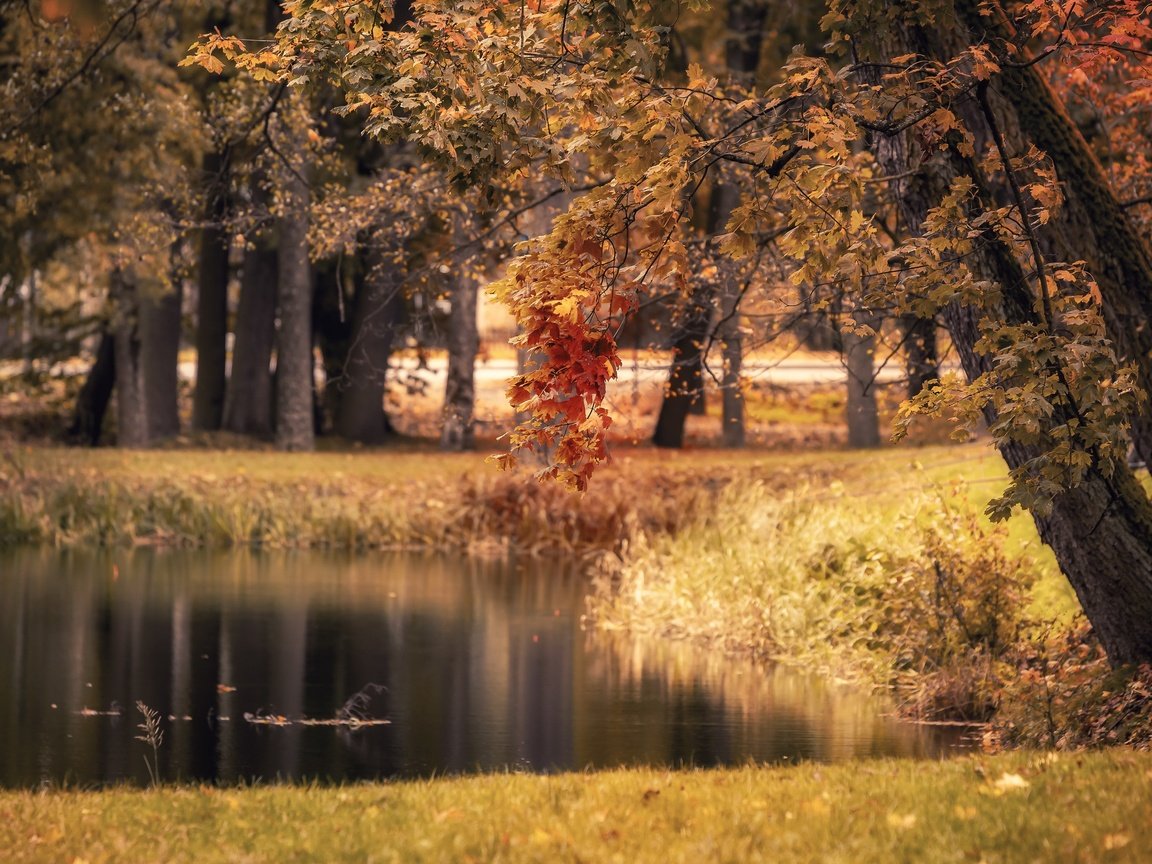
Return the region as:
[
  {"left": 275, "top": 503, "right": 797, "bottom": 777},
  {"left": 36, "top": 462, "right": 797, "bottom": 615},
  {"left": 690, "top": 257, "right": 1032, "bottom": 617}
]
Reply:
[{"left": 0, "top": 548, "right": 963, "bottom": 788}]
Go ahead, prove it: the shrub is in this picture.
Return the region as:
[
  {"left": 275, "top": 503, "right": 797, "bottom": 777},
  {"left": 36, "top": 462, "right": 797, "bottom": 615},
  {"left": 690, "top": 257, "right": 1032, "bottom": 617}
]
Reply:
[{"left": 995, "top": 624, "right": 1152, "bottom": 748}]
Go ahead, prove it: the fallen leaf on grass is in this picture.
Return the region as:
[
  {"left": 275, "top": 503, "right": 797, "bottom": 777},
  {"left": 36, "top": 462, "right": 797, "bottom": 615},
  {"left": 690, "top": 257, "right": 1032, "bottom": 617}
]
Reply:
[
  {"left": 887, "top": 813, "right": 917, "bottom": 829},
  {"left": 992, "top": 773, "right": 1030, "bottom": 792},
  {"left": 1103, "top": 834, "right": 1130, "bottom": 850}
]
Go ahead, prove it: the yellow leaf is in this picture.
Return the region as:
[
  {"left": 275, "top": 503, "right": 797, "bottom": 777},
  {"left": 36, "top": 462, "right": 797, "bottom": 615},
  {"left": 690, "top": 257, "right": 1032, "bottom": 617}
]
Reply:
[
  {"left": 887, "top": 812, "right": 917, "bottom": 829},
  {"left": 992, "top": 772, "right": 1030, "bottom": 792},
  {"left": 1103, "top": 834, "right": 1130, "bottom": 850}
]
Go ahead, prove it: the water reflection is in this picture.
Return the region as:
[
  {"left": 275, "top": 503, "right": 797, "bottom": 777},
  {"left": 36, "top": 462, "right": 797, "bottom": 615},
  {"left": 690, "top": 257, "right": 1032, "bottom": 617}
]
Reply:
[{"left": 0, "top": 547, "right": 959, "bottom": 788}]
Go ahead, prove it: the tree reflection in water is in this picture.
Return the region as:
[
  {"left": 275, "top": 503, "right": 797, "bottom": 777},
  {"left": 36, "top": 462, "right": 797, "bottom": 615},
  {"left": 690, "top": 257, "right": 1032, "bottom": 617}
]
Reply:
[{"left": 0, "top": 548, "right": 959, "bottom": 788}]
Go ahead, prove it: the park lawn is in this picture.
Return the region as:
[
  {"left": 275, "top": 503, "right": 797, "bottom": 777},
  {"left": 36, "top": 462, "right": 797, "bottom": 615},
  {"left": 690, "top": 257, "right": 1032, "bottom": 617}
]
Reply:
[{"left": 2, "top": 751, "right": 1149, "bottom": 863}]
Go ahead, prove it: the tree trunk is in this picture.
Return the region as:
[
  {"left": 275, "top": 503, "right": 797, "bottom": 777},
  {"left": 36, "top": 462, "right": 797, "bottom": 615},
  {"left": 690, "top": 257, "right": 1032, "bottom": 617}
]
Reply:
[
  {"left": 274, "top": 126, "right": 315, "bottom": 452},
  {"left": 441, "top": 256, "right": 480, "bottom": 452},
  {"left": 844, "top": 312, "right": 881, "bottom": 449},
  {"left": 21, "top": 266, "right": 35, "bottom": 375},
  {"left": 313, "top": 262, "right": 352, "bottom": 434},
  {"left": 192, "top": 151, "right": 231, "bottom": 432},
  {"left": 714, "top": 0, "right": 769, "bottom": 448},
  {"left": 954, "top": 0, "right": 1152, "bottom": 467},
  {"left": 719, "top": 308, "right": 745, "bottom": 448},
  {"left": 111, "top": 270, "right": 148, "bottom": 448},
  {"left": 652, "top": 295, "right": 710, "bottom": 449},
  {"left": 223, "top": 245, "right": 277, "bottom": 436},
  {"left": 711, "top": 181, "right": 747, "bottom": 449},
  {"left": 867, "top": 0, "right": 1152, "bottom": 664},
  {"left": 66, "top": 329, "right": 116, "bottom": 446},
  {"left": 139, "top": 279, "right": 183, "bottom": 441},
  {"left": 334, "top": 243, "right": 404, "bottom": 444},
  {"left": 901, "top": 314, "right": 938, "bottom": 399}
]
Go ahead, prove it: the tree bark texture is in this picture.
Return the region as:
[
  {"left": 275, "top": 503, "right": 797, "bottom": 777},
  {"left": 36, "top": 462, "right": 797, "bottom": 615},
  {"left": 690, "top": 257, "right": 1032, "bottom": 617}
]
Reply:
[
  {"left": 900, "top": 314, "right": 938, "bottom": 399},
  {"left": 192, "top": 150, "right": 231, "bottom": 432},
  {"left": 111, "top": 270, "right": 148, "bottom": 448},
  {"left": 334, "top": 243, "right": 404, "bottom": 444},
  {"left": 652, "top": 294, "right": 710, "bottom": 448},
  {"left": 139, "top": 278, "right": 183, "bottom": 441},
  {"left": 313, "top": 263, "right": 352, "bottom": 433},
  {"left": 719, "top": 305, "right": 746, "bottom": 448},
  {"left": 223, "top": 245, "right": 277, "bottom": 436},
  {"left": 441, "top": 258, "right": 480, "bottom": 452},
  {"left": 711, "top": 182, "right": 747, "bottom": 449},
  {"left": 844, "top": 312, "right": 881, "bottom": 449},
  {"left": 66, "top": 329, "right": 116, "bottom": 446},
  {"left": 274, "top": 129, "right": 315, "bottom": 452},
  {"left": 954, "top": 0, "right": 1152, "bottom": 467},
  {"left": 867, "top": 1, "right": 1152, "bottom": 664}
]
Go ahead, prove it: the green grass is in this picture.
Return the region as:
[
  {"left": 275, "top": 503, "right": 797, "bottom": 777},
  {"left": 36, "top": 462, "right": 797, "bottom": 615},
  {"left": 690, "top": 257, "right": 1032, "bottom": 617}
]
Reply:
[
  {"left": 588, "top": 446, "right": 1074, "bottom": 678},
  {"left": 2, "top": 751, "right": 1149, "bottom": 863},
  {"left": 0, "top": 442, "right": 1036, "bottom": 557},
  {"left": 0, "top": 441, "right": 1076, "bottom": 622}
]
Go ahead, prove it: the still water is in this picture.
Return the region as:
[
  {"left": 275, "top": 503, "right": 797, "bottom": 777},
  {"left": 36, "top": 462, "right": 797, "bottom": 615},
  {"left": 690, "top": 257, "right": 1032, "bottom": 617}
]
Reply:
[{"left": 0, "top": 548, "right": 960, "bottom": 787}]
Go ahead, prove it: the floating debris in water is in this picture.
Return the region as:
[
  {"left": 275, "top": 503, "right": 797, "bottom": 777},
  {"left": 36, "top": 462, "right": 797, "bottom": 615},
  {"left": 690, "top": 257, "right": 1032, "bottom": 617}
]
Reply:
[
  {"left": 75, "top": 705, "right": 122, "bottom": 717},
  {"left": 242, "top": 710, "right": 390, "bottom": 728}
]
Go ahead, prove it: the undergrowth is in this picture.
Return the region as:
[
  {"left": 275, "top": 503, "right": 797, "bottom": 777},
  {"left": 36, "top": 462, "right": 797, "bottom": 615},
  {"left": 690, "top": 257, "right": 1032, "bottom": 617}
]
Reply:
[
  {"left": 583, "top": 474, "right": 1152, "bottom": 739},
  {"left": 4, "top": 444, "right": 1148, "bottom": 740},
  {"left": 0, "top": 447, "right": 821, "bottom": 554},
  {"left": 586, "top": 481, "right": 1043, "bottom": 723}
]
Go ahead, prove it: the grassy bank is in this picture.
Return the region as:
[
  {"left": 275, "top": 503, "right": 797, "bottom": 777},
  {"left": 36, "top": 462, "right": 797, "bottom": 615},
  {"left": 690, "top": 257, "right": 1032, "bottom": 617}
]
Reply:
[
  {"left": 0, "top": 443, "right": 1023, "bottom": 555},
  {"left": 0, "top": 445, "right": 752, "bottom": 553},
  {"left": 8, "top": 441, "right": 1145, "bottom": 740},
  {"left": 3, "top": 751, "right": 1149, "bottom": 863}
]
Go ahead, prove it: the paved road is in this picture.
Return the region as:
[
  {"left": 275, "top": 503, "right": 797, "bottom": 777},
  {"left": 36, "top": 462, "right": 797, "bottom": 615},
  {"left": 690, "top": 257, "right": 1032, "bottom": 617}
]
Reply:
[{"left": 391, "top": 356, "right": 907, "bottom": 388}]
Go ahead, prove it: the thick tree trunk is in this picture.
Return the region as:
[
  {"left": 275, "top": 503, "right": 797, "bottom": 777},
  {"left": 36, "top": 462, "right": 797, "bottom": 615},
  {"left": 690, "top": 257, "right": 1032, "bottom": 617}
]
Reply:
[
  {"left": 313, "top": 263, "right": 352, "bottom": 433},
  {"left": 223, "top": 245, "right": 277, "bottom": 436},
  {"left": 901, "top": 314, "right": 938, "bottom": 399},
  {"left": 334, "top": 244, "right": 404, "bottom": 444},
  {"left": 139, "top": 279, "right": 183, "bottom": 441},
  {"left": 719, "top": 309, "right": 745, "bottom": 448},
  {"left": 441, "top": 260, "right": 479, "bottom": 452},
  {"left": 955, "top": 0, "right": 1152, "bottom": 467},
  {"left": 111, "top": 270, "right": 148, "bottom": 448},
  {"left": 192, "top": 151, "right": 230, "bottom": 432},
  {"left": 652, "top": 295, "right": 710, "bottom": 448},
  {"left": 844, "top": 312, "right": 881, "bottom": 449},
  {"left": 274, "top": 131, "right": 315, "bottom": 452},
  {"left": 66, "top": 329, "right": 116, "bottom": 446},
  {"left": 868, "top": 1, "right": 1152, "bottom": 664}
]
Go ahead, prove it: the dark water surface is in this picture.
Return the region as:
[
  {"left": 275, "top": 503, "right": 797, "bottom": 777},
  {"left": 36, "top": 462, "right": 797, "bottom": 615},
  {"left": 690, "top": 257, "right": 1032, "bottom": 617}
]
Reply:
[{"left": 0, "top": 548, "right": 962, "bottom": 787}]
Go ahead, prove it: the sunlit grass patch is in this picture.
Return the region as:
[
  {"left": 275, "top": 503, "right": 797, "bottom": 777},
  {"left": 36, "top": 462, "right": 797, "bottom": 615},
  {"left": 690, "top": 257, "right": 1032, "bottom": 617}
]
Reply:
[{"left": 2, "top": 751, "right": 1149, "bottom": 863}]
